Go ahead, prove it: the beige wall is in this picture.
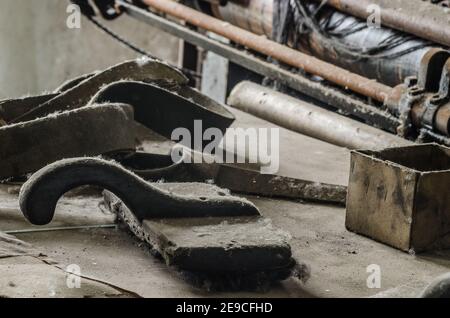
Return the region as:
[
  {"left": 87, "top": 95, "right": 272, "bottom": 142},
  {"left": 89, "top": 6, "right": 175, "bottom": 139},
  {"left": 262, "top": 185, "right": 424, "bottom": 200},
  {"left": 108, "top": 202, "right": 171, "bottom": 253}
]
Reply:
[{"left": 0, "top": 0, "right": 179, "bottom": 99}]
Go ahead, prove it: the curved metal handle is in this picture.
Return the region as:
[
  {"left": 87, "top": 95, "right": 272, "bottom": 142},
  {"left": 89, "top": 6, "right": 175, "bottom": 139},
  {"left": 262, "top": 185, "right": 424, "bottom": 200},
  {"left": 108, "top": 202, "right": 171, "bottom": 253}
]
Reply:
[{"left": 19, "top": 157, "right": 260, "bottom": 226}]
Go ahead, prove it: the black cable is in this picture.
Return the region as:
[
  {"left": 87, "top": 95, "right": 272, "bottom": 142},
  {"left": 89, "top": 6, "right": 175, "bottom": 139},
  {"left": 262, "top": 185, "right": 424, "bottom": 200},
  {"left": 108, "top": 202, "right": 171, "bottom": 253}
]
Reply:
[
  {"left": 85, "top": 14, "right": 202, "bottom": 79},
  {"left": 87, "top": 15, "right": 150, "bottom": 56},
  {"left": 275, "top": 0, "right": 433, "bottom": 62}
]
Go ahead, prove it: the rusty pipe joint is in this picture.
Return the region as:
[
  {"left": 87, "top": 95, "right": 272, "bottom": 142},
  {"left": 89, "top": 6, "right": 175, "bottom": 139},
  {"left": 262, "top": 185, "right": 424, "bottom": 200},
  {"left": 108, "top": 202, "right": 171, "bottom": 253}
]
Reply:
[
  {"left": 387, "top": 83, "right": 450, "bottom": 137},
  {"left": 386, "top": 52, "right": 450, "bottom": 137},
  {"left": 410, "top": 95, "right": 450, "bottom": 136},
  {"left": 422, "top": 59, "right": 450, "bottom": 136}
]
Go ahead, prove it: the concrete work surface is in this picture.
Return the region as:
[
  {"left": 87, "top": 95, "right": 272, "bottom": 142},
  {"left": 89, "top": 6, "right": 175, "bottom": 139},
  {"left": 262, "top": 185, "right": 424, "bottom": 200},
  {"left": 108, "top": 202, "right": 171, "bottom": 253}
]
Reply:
[{"left": 0, "top": 108, "right": 449, "bottom": 298}]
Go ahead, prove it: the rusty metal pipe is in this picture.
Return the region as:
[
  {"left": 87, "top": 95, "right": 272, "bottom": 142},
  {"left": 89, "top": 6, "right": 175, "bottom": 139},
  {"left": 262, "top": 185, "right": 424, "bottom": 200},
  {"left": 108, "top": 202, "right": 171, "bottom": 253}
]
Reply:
[
  {"left": 142, "top": 0, "right": 393, "bottom": 102},
  {"left": 228, "top": 81, "right": 412, "bottom": 150},
  {"left": 313, "top": 0, "right": 450, "bottom": 48},
  {"left": 210, "top": 0, "right": 435, "bottom": 87},
  {"left": 211, "top": 0, "right": 273, "bottom": 37}
]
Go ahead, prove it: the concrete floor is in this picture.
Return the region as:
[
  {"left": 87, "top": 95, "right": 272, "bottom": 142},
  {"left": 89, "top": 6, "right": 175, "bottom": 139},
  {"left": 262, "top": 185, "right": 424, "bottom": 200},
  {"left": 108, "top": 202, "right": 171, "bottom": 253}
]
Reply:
[{"left": 1, "top": 108, "right": 449, "bottom": 298}]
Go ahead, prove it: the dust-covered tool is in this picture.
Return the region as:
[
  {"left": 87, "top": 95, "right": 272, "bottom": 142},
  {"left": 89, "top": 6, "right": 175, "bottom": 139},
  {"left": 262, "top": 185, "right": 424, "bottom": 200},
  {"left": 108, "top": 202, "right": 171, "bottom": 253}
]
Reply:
[
  {"left": 0, "top": 104, "right": 135, "bottom": 181},
  {"left": 19, "top": 157, "right": 301, "bottom": 289},
  {"left": 10, "top": 58, "right": 188, "bottom": 123},
  {"left": 118, "top": 151, "right": 348, "bottom": 205},
  {"left": 90, "top": 80, "right": 235, "bottom": 147},
  {"left": 0, "top": 59, "right": 235, "bottom": 181}
]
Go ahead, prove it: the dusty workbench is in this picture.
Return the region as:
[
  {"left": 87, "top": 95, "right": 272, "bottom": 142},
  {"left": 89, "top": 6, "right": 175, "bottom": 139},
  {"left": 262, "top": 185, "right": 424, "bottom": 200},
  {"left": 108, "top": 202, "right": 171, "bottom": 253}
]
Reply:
[{"left": 0, "top": 109, "right": 449, "bottom": 298}]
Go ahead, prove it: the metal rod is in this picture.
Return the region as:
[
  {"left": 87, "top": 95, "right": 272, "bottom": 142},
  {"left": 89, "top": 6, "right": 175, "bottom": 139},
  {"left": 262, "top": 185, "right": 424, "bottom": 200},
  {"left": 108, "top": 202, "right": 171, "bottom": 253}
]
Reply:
[
  {"left": 140, "top": 0, "right": 393, "bottom": 102},
  {"left": 313, "top": 0, "right": 450, "bottom": 48},
  {"left": 118, "top": 0, "right": 400, "bottom": 132},
  {"left": 228, "top": 81, "right": 412, "bottom": 150},
  {"left": 5, "top": 224, "right": 118, "bottom": 235},
  {"left": 210, "top": 0, "right": 434, "bottom": 87}
]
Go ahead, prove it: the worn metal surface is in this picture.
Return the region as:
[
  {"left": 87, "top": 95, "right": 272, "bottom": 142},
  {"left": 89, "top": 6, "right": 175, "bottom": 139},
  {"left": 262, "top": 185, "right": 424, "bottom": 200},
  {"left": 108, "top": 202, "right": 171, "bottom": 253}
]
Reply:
[
  {"left": 346, "top": 143, "right": 450, "bottom": 253},
  {"left": 19, "top": 157, "right": 260, "bottom": 226},
  {"left": 211, "top": 0, "right": 273, "bottom": 37},
  {"left": 228, "top": 81, "right": 410, "bottom": 150},
  {"left": 119, "top": 151, "right": 347, "bottom": 204},
  {"left": 210, "top": 0, "right": 435, "bottom": 87},
  {"left": 200, "top": 33, "right": 229, "bottom": 104},
  {"left": 91, "top": 80, "right": 235, "bottom": 145},
  {"left": 0, "top": 94, "right": 58, "bottom": 125},
  {"left": 314, "top": 0, "right": 450, "bottom": 48},
  {"left": 120, "top": 1, "right": 400, "bottom": 132},
  {"left": 214, "top": 164, "right": 348, "bottom": 204},
  {"left": 12, "top": 58, "right": 188, "bottom": 123},
  {"left": 0, "top": 72, "right": 98, "bottom": 125},
  {"left": 0, "top": 104, "right": 135, "bottom": 181},
  {"left": 140, "top": 0, "right": 392, "bottom": 102},
  {"left": 104, "top": 185, "right": 297, "bottom": 284},
  {"left": 387, "top": 52, "right": 450, "bottom": 138},
  {"left": 0, "top": 58, "right": 237, "bottom": 181},
  {"left": 4, "top": 106, "right": 449, "bottom": 298}
]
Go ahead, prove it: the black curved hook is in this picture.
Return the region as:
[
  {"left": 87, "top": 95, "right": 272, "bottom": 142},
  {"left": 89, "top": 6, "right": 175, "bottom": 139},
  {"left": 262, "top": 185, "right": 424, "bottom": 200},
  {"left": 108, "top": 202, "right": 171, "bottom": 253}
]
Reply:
[
  {"left": 90, "top": 81, "right": 235, "bottom": 148},
  {"left": 19, "top": 157, "right": 260, "bottom": 226}
]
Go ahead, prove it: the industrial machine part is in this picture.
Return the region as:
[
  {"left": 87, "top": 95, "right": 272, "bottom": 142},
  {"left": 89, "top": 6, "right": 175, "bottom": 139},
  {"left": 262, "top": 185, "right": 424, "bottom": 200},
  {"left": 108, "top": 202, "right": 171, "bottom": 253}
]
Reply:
[
  {"left": 346, "top": 143, "right": 450, "bottom": 253},
  {"left": 0, "top": 55, "right": 342, "bottom": 204},
  {"left": 309, "top": 0, "right": 450, "bottom": 49},
  {"left": 0, "top": 93, "right": 59, "bottom": 125},
  {"left": 11, "top": 58, "right": 188, "bottom": 123},
  {"left": 105, "top": 190, "right": 297, "bottom": 288},
  {"left": 0, "top": 59, "right": 236, "bottom": 180},
  {"left": 0, "top": 72, "right": 97, "bottom": 124},
  {"left": 140, "top": 0, "right": 392, "bottom": 103},
  {"left": 228, "top": 81, "right": 411, "bottom": 150},
  {"left": 0, "top": 104, "right": 135, "bottom": 181},
  {"left": 208, "top": 0, "right": 437, "bottom": 87},
  {"left": 385, "top": 50, "right": 450, "bottom": 139},
  {"left": 19, "top": 158, "right": 299, "bottom": 286},
  {"left": 102, "top": 1, "right": 450, "bottom": 144},
  {"left": 91, "top": 80, "right": 235, "bottom": 148},
  {"left": 120, "top": 151, "right": 348, "bottom": 204},
  {"left": 118, "top": 0, "right": 400, "bottom": 133}
]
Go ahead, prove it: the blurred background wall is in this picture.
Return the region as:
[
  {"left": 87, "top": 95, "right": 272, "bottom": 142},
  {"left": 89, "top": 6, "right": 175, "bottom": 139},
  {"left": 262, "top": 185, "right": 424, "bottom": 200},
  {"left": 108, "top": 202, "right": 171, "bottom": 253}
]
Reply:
[{"left": 0, "top": 0, "right": 179, "bottom": 99}]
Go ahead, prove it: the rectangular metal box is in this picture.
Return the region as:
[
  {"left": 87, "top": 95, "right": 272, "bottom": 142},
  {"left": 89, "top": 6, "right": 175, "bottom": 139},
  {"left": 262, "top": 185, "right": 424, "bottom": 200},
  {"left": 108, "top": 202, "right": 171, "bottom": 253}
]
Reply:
[{"left": 346, "top": 143, "right": 450, "bottom": 252}]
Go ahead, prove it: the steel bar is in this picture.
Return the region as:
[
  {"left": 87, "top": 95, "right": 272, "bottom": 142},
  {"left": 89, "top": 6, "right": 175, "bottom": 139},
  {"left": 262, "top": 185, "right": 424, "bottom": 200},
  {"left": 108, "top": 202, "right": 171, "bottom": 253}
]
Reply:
[
  {"left": 313, "top": 0, "right": 450, "bottom": 48},
  {"left": 112, "top": 151, "right": 347, "bottom": 204},
  {"left": 228, "top": 81, "right": 412, "bottom": 150},
  {"left": 119, "top": 0, "right": 400, "bottom": 132},
  {"left": 5, "top": 224, "right": 118, "bottom": 235},
  {"left": 140, "top": 0, "right": 393, "bottom": 102}
]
